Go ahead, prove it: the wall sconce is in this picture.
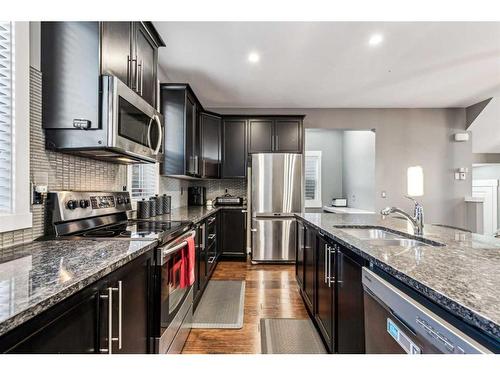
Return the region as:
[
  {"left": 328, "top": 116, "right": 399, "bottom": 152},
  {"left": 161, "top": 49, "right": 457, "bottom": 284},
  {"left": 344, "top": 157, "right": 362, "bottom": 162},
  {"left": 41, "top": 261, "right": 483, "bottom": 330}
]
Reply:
[{"left": 407, "top": 166, "right": 424, "bottom": 197}]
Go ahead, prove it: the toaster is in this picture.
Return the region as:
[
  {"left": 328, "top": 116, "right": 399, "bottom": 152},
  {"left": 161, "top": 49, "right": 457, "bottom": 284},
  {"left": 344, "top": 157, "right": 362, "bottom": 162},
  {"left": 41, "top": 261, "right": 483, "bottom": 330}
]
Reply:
[{"left": 331, "top": 198, "right": 347, "bottom": 207}]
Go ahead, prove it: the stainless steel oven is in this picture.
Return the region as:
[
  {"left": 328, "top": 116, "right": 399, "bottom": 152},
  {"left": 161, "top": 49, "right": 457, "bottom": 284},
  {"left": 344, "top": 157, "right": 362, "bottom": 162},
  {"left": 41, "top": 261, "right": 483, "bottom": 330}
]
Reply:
[
  {"left": 153, "top": 229, "right": 196, "bottom": 354},
  {"left": 44, "top": 75, "right": 163, "bottom": 164}
]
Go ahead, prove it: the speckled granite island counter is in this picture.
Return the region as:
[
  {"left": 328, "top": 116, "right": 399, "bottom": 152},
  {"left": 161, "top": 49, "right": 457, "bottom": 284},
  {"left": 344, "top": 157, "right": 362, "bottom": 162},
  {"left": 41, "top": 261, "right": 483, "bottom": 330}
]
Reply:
[
  {"left": 296, "top": 212, "right": 500, "bottom": 342},
  {"left": 0, "top": 239, "right": 157, "bottom": 336}
]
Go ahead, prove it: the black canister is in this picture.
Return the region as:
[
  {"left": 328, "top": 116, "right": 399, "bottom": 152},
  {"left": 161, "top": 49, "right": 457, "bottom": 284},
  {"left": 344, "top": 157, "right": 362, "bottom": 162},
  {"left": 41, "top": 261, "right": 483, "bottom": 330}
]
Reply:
[
  {"left": 162, "top": 194, "right": 171, "bottom": 214},
  {"left": 148, "top": 197, "right": 157, "bottom": 217},
  {"left": 137, "top": 199, "right": 151, "bottom": 219},
  {"left": 155, "top": 194, "right": 164, "bottom": 215}
]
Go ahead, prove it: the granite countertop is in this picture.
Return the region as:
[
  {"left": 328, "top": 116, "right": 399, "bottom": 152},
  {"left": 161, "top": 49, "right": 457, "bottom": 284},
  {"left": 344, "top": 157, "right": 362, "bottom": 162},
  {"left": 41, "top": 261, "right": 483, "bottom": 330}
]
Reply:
[
  {"left": 296, "top": 212, "right": 500, "bottom": 341},
  {"left": 0, "top": 239, "right": 157, "bottom": 336},
  {"left": 149, "top": 205, "right": 247, "bottom": 224}
]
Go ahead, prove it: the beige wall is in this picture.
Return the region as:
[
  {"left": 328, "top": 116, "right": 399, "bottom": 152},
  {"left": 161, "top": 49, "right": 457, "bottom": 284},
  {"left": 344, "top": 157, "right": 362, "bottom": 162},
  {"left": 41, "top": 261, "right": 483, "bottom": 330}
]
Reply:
[{"left": 211, "top": 107, "right": 471, "bottom": 228}]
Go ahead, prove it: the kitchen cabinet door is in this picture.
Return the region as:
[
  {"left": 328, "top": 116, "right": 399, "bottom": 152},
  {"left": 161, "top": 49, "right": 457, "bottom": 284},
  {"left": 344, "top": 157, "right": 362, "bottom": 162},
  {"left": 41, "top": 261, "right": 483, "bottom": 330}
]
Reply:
[
  {"left": 134, "top": 22, "right": 158, "bottom": 106},
  {"left": 185, "top": 92, "right": 200, "bottom": 177},
  {"left": 221, "top": 119, "right": 247, "bottom": 178},
  {"left": 248, "top": 119, "right": 274, "bottom": 153},
  {"left": 5, "top": 292, "right": 100, "bottom": 354},
  {"left": 101, "top": 22, "right": 133, "bottom": 87},
  {"left": 337, "top": 245, "right": 366, "bottom": 353},
  {"left": 296, "top": 220, "right": 305, "bottom": 289},
  {"left": 274, "top": 118, "right": 302, "bottom": 153},
  {"left": 303, "top": 225, "right": 316, "bottom": 313},
  {"left": 102, "top": 249, "right": 153, "bottom": 354},
  {"left": 315, "top": 234, "right": 335, "bottom": 353},
  {"left": 220, "top": 209, "right": 247, "bottom": 258},
  {"left": 200, "top": 112, "right": 222, "bottom": 178}
]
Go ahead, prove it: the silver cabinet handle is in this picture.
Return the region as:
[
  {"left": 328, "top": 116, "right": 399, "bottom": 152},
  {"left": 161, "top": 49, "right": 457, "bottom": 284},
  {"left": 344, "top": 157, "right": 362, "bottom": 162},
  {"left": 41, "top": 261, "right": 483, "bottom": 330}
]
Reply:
[
  {"left": 207, "top": 216, "right": 216, "bottom": 224},
  {"left": 139, "top": 59, "right": 144, "bottom": 96},
  {"left": 134, "top": 57, "right": 139, "bottom": 93},
  {"left": 117, "top": 281, "right": 122, "bottom": 350},
  {"left": 324, "top": 244, "right": 328, "bottom": 284},
  {"left": 241, "top": 210, "right": 247, "bottom": 213},
  {"left": 208, "top": 233, "right": 216, "bottom": 240},
  {"left": 275, "top": 135, "right": 279, "bottom": 150},
  {"left": 153, "top": 114, "right": 162, "bottom": 155},
  {"left": 127, "top": 55, "right": 131, "bottom": 86},
  {"left": 99, "top": 289, "right": 112, "bottom": 354},
  {"left": 250, "top": 228, "right": 257, "bottom": 232},
  {"left": 208, "top": 256, "right": 216, "bottom": 264},
  {"left": 329, "top": 245, "right": 336, "bottom": 287}
]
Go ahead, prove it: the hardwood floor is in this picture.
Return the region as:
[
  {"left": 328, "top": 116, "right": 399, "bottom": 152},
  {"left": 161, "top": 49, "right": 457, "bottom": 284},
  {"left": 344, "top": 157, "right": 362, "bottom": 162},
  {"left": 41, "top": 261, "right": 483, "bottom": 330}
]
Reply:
[{"left": 182, "top": 260, "right": 309, "bottom": 354}]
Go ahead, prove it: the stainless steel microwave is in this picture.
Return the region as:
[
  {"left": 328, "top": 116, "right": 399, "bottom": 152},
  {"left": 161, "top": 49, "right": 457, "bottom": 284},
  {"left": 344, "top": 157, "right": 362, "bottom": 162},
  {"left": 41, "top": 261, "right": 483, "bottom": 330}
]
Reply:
[{"left": 44, "top": 75, "right": 163, "bottom": 164}]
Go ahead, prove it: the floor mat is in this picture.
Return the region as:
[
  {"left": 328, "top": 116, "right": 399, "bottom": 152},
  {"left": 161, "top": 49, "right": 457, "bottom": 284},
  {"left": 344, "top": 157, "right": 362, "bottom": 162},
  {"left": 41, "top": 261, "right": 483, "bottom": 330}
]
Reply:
[
  {"left": 192, "top": 280, "right": 245, "bottom": 329},
  {"left": 260, "top": 318, "right": 327, "bottom": 354}
]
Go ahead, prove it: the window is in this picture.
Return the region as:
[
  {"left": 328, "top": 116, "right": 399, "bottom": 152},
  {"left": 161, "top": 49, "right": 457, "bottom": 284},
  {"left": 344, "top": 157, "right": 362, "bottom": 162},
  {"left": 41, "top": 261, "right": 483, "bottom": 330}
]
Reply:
[
  {"left": 128, "top": 163, "right": 159, "bottom": 202},
  {"left": 0, "top": 22, "right": 31, "bottom": 232},
  {"left": 305, "top": 151, "right": 322, "bottom": 208}
]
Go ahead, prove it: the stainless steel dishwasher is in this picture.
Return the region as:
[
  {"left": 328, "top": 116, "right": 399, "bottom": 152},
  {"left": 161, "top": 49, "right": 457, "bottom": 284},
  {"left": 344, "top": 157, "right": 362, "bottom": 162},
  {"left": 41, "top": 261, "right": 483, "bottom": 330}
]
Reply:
[{"left": 362, "top": 267, "right": 493, "bottom": 354}]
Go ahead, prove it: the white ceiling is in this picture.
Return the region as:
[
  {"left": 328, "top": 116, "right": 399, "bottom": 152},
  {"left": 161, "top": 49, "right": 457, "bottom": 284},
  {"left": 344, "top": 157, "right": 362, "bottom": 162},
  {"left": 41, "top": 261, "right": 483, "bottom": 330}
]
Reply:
[{"left": 154, "top": 22, "right": 500, "bottom": 108}]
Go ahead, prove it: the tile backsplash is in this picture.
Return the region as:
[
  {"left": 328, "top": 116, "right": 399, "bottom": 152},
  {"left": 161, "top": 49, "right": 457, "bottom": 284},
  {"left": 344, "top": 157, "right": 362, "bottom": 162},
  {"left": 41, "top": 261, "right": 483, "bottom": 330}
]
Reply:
[{"left": 0, "top": 68, "right": 128, "bottom": 250}]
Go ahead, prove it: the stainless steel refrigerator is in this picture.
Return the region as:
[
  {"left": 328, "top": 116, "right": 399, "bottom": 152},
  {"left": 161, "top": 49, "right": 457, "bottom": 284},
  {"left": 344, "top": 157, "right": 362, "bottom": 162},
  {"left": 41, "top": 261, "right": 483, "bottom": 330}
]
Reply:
[{"left": 250, "top": 153, "right": 303, "bottom": 263}]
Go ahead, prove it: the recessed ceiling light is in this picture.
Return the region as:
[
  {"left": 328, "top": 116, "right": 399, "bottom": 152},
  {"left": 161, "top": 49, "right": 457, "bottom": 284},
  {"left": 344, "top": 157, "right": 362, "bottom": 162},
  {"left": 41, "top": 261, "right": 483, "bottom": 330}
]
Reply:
[
  {"left": 248, "top": 52, "right": 260, "bottom": 63},
  {"left": 368, "top": 34, "right": 384, "bottom": 46}
]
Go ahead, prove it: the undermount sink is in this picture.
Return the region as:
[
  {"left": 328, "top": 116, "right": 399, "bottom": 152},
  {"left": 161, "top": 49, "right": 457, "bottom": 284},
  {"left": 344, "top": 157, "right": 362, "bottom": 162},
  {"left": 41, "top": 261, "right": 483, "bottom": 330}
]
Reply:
[
  {"left": 338, "top": 228, "right": 404, "bottom": 240},
  {"left": 333, "top": 226, "right": 445, "bottom": 247},
  {"left": 366, "top": 239, "right": 430, "bottom": 247}
]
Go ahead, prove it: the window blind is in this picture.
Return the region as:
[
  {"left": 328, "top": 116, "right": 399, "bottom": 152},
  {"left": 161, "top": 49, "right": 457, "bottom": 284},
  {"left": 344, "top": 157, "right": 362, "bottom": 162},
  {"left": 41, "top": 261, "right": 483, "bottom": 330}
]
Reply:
[
  {"left": 130, "top": 164, "right": 158, "bottom": 201},
  {"left": 0, "top": 22, "right": 13, "bottom": 213},
  {"left": 305, "top": 151, "right": 322, "bottom": 207}
]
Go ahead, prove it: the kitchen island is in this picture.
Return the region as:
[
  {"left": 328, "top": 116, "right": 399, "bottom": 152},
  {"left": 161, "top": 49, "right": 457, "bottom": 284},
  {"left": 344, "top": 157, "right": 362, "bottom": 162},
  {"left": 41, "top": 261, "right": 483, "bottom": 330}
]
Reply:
[{"left": 296, "top": 212, "right": 500, "bottom": 346}]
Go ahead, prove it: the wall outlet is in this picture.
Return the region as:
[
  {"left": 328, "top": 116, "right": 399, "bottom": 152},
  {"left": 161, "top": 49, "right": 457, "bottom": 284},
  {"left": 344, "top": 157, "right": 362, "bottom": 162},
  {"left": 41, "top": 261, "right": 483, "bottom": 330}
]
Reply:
[{"left": 381, "top": 191, "right": 387, "bottom": 198}]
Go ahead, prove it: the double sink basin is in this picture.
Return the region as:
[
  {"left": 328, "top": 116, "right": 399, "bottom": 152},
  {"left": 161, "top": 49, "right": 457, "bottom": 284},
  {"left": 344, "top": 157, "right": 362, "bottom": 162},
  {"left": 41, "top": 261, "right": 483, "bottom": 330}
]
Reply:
[{"left": 334, "top": 226, "right": 445, "bottom": 247}]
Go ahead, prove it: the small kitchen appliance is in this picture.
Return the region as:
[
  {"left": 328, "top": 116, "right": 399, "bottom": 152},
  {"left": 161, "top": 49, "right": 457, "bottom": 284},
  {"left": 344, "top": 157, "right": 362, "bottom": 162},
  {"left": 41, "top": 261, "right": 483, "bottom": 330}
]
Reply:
[
  {"left": 331, "top": 198, "right": 348, "bottom": 207},
  {"left": 188, "top": 186, "right": 206, "bottom": 206}
]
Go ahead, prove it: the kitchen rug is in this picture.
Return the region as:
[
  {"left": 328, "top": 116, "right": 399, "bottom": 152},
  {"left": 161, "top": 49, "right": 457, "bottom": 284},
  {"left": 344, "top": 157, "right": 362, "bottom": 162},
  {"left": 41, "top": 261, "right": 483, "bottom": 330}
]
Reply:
[
  {"left": 260, "top": 318, "right": 327, "bottom": 354},
  {"left": 192, "top": 280, "right": 245, "bottom": 329}
]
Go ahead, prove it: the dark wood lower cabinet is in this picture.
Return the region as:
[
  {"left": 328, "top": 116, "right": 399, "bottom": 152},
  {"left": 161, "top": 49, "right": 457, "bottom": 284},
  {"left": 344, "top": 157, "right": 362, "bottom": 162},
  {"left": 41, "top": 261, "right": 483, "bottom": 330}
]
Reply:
[
  {"left": 220, "top": 209, "right": 247, "bottom": 259},
  {"left": 295, "top": 220, "right": 305, "bottom": 289},
  {"left": 303, "top": 225, "right": 316, "bottom": 313},
  {"left": 336, "top": 244, "right": 366, "bottom": 354},
  {"left": 296, "top": 219, "right": 366, "bottom": 354},
  {"left": 2, "top": 249, "right": 154, "bottom": 354},
  {"left": 315, "top": 234, "right": 335, "bottom": 353}
]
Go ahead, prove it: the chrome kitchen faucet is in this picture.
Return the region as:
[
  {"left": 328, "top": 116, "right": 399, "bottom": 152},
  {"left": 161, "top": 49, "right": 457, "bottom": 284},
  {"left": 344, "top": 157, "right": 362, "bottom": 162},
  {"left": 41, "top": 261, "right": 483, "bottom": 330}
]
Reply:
[{"left": 381, "top": 196, "right": 424, "bottom": 235}]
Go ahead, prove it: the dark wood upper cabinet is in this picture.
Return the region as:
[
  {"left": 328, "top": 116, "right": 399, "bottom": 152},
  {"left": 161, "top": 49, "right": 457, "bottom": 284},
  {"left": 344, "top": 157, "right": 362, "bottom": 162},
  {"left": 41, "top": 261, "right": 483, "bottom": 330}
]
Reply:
[
  {"left": 101, "top": 22, "right": 163, "bottom": 107},
  {"left": 248, "top": 117, "right": 303, "bottom": 153},
  {"left": 160, "top": 85, "right": 201, "bottom": 177},
  {"left": 134, "top": 23, "right": 158, "bottom": 107},
  {"left": 248, "top": 119, "right": 274, "bottom": 153},
  {"left": 275, "top": 118, "right": 302, "bottom": 152},
  {"left": 200, "top": 112, "right": 222, "bottom": 178},
  {"left": 101, "top": 22, "right": 133, "bottom": 86},
  {"left": 221, "top": 119, "right": 248, "bottom": 178}
]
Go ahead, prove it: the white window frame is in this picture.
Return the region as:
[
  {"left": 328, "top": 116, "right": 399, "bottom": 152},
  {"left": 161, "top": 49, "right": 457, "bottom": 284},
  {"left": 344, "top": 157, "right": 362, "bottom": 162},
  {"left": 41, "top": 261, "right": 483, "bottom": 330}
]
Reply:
[
  {"left": 127, "top": 163, "right": 160, "bottom": 209},
  {"left": 304, "top": 150, "right": 322, "bottom": 208},
  {"left": 0, "top": 22, "right": 32, "bottom": 232}
]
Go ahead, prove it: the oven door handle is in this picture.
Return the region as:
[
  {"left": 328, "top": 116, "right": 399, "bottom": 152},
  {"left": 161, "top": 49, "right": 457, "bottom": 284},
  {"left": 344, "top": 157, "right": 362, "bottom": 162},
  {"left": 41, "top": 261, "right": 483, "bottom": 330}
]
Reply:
[{"left": 159, "top": 230, "right": 196, "bottom": 265}]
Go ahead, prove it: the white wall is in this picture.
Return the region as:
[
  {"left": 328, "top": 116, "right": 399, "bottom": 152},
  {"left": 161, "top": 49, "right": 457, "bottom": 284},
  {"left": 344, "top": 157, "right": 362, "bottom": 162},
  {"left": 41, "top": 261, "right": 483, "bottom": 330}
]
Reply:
[{"left": 342, "top": 131, "right": 376, "bottom": 211}]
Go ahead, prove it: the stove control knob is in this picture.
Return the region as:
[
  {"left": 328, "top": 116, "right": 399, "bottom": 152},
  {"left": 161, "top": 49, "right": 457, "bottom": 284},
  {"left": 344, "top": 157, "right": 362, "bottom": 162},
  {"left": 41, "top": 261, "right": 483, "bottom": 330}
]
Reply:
[
  {"left": 117, "top": 197, "right": 124, "bottom": 205},
  {"left": 125, "top": 197, "right": 130, "bottom": 204},
  {"left": 79, "top": 199, "right": 90, "bottom": 209},
  {"left": 66, "top": 200, "right": 78, "bottom": 210}
]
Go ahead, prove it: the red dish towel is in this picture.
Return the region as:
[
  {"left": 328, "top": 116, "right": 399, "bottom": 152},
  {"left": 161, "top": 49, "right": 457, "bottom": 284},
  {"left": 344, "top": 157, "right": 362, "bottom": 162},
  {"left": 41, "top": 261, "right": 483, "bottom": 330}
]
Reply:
[{"left": 183, "top": 236, "right": 196, "bottom": 287}]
